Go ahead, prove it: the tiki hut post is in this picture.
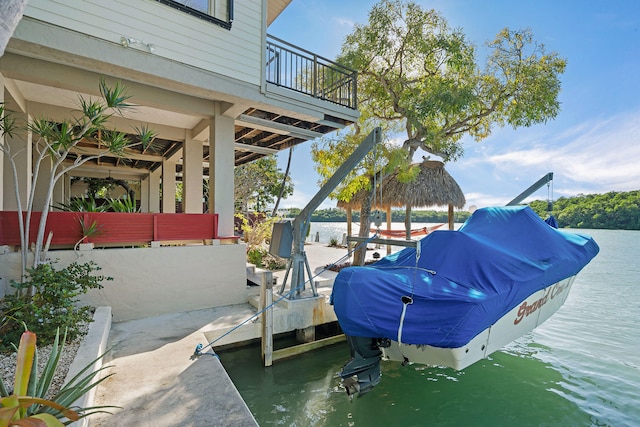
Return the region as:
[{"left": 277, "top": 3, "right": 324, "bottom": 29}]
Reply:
[
  {"left": 448, "top": 203, "right": 454, "bottom": 230},
  {"left": 405, "top": 205, "right": 412, "bottom": 240},
  {"left": 386, "top": 205, "right": 392, "bottom": 255},
  {"left": 346, "top": 207, "right": 353, "bottom": 247}
]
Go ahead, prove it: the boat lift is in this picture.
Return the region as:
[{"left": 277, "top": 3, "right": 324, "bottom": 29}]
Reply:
[
  {"left": 269, "top": 127, "right": 382, "bottom": 298},
  {"left": 506, "top": 172, "right": 553, "bottom": 206}
]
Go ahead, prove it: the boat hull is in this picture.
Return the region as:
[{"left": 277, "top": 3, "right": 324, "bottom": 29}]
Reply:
[{"left": 381, "top": 276, "right": 575, "bottom": 370}]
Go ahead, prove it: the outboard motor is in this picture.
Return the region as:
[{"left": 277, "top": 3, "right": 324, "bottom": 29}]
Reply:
[{"left": 339, "top": 335, "right": 385, "bottom": 397}]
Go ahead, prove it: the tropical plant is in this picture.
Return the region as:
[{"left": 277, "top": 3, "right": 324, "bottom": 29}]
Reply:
[
  {"left": 0, "top": 329, "right": 114, "bottom": 426},
  {"left": 54, "top": 195, "right": 106, "bottom": 213},
  {"left": 106, "top": 194, "right": 139, "bottom": 213},
  {"left": 235, "top": 213, "right": 276, "bottom": 247},
  {"left": 236, "top": 214, "right": 287, "bottom": 270},
  {"left": 246, "top": 246, "right": 268, "bottom": 267},
  {"left": 0, "top": 78, "right": 157, "bottom": 281},
  {"left": 0, "top": 261, "right": 110, "bottom": 352},
  {"left": 76, "top": 217, "right": 104, "bottom": 246}
]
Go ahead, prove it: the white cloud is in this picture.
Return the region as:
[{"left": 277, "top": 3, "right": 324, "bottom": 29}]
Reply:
[
  {"left": 332, "top": 16, "right": 355, "bottom": 28},
  {"left": 465, "top": 111, "right": 640, "bottom": 196},
  {"left": 463, "top": 192, "right": 509, "bottom": 209}
]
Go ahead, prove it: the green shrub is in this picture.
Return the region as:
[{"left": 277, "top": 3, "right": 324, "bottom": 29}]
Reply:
[
  {"left": 0, "top": 261, "right": 112, "bottom": 352},
  {"left": 328, "top": 237, "right": 340, "bottom": 247},
  {"left": 263, "top": 254, "right": 287, "bottom": 270},
  {"left": 247, "top": 247, "right": 268, "bottom": 267}
]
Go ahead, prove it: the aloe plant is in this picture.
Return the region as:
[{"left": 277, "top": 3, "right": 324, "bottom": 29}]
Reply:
[
  {"left": 0, "top": 330, "right": 115, "bottom": 426},
  {"left": 54, "top": 195, "right": 107, "bottom": 213},
  {"left": 106, "top": 194, "right": 139, "bottom": 213}
]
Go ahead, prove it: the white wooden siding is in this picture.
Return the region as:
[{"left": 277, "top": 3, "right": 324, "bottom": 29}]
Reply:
[{"left": 23, "top": 0, "right": 264, "bottom": 86}]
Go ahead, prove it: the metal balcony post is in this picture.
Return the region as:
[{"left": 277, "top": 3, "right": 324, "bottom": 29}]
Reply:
[{"left": 313, "top": 54, "right": 318, "bottom": 98}]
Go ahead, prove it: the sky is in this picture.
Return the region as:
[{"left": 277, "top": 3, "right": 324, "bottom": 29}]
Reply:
[{"left": 268, "top": 0, "right": 640, "bottom": 211}]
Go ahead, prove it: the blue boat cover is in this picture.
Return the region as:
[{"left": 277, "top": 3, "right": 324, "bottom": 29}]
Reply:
[{"left": 331, "top": 206, "right": 599, "bottom": 348}]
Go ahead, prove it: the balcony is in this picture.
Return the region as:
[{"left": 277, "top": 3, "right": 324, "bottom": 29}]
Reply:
[{"left": 266, "top": 35, "right": 357, "bottom": 110}]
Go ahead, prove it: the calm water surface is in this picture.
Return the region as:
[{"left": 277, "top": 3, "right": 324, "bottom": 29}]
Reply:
[{"left": 219, "top": 228, "right": 639, "bottom": 426}]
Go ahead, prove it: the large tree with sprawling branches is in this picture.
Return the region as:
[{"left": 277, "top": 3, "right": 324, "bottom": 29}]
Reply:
[
  {"left": 313, "top": 0, "right": 566, "bottom": 264},
  {"left": 339, "top": 0, "right": 566, "bottom": 162}
]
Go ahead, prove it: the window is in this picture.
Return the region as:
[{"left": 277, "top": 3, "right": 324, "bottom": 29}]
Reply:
[{"left": 156, "top": 0, "right": 234, "bottom": 29}]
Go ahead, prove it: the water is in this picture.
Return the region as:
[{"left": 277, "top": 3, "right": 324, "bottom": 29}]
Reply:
[
  {"left": 219, "top": 227, "right": 640, "bottom": 426},
  {"left": 306, "top": 222, "right": 456, "bottom": 244}
]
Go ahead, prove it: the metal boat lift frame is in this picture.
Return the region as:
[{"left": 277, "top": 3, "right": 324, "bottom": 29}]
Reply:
[{"left": 270, "top": 128, "right": 382, "bottom": 298}]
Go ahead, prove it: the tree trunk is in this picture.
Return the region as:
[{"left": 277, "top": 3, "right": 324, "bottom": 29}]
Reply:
[
  {"left": 352, "top": 189, "right": 373, "bottom": 266},
  {"left": 405, "top": 205, "right": 412, "bottom": 240}
]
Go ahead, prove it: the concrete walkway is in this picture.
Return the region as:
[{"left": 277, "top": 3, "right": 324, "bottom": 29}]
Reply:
[
  {"left": 88, "top": 243, "right": 355, "bottom": 426},
  {"left": 89, "top": 307, "right": 259, "bottom": 426}
]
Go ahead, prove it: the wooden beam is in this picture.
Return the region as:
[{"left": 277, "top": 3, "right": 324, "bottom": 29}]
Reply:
[
  {"left": 271, "top": 335, "right": 346, "bottom": 362},
  {"left": 260, "top": 271, "right": 274, "bottom": 367},
  {"left": 69, "top": 146, "right": 164, "bottom": 162},
  {"left": 237, "top": 114, "right": 323, "bottom": 140}
]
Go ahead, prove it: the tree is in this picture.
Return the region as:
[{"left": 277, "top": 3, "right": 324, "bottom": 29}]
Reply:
[
  {"left": 340, "top": 0, "right": 566, "bottom": 161},
  {"left": 0, "top": 79, "right": 156, "bottom": 281},
  {"left": 312, "top": 119, "right": 404, "bottom": 264},
  {"left": 315, "top": 0, "right": 566, "bottom": 264},
  {"left": 234, "top": 155, "right": 293, "bottom": 214}
]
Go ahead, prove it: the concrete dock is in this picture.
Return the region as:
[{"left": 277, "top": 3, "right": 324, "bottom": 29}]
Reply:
[{"left": 87, "top": 242, "right": 357, "bottom": 426}]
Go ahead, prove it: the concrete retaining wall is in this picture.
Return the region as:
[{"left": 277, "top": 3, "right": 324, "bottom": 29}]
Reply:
[{"left": 0, "top": 243, "right": 248, "bottom": 321}]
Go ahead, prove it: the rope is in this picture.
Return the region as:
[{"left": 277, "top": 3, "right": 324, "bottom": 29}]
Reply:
[
  {"left": 192, "top": 232, "right": 381, "bottom": 358},
  {"left": 397, "top": 295, "right": 413, "bottom": 345}
]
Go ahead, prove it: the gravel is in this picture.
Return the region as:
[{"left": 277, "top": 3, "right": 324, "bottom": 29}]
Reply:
[{"left": 0, "top": 324, "right": 88, "bottom": 399}]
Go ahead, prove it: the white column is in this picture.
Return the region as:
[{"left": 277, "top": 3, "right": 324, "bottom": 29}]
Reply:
[
  {"left": 183, "top": 137, "right": 203, "bottom": 213},
  {"left": 209, "top": 109, "right": 235, "bottom": 236},
  {"left": 0, "top": 74, "right": 4, "bottom": 210},
  {"left": 148, "top": 168, "right": 161, "bottom": 213},
  {"left": 162, "top": 159, "right": 176, "bottom": 213}
]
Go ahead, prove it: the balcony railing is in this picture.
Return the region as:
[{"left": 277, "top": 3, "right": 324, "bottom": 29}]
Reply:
[
  {"left": 0, "top": 211, "right": 219, "bottom": 247},
  {"left": 266, "top": 35, "right": 357, "bottom": 110}
]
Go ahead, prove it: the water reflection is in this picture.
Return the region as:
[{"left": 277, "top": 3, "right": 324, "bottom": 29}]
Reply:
[{"left": 218, "top": 340, "right": 591, "bottom": 426}]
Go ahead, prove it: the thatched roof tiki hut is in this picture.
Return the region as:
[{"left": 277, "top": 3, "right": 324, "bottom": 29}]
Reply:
[{"left": 338, "top": 160, "right": 466, "bottom": 253}]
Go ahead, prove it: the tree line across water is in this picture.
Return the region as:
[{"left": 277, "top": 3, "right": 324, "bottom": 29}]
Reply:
[
  {"left": 529, "top": 190, "right": 640, "bottom": 230},
  {"left": 279, "top": 190, "right": 640, "bottom": 230}
]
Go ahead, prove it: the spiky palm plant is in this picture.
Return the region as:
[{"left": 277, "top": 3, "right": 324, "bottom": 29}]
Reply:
[{"left": 0, "top": 330, "right": 115, "bottom": 426}]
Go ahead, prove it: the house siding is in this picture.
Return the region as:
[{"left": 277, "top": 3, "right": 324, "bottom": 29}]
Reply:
[{"left": 23, "top": 0, "right": 263, "bottom": 86}]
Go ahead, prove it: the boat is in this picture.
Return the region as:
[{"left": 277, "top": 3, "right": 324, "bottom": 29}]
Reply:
[
  {"left": 371, "top": 223, "right": 445, "bottom": 238},
  {"left": 331, "top": 205, "right": 599, "bottom": 396}
]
